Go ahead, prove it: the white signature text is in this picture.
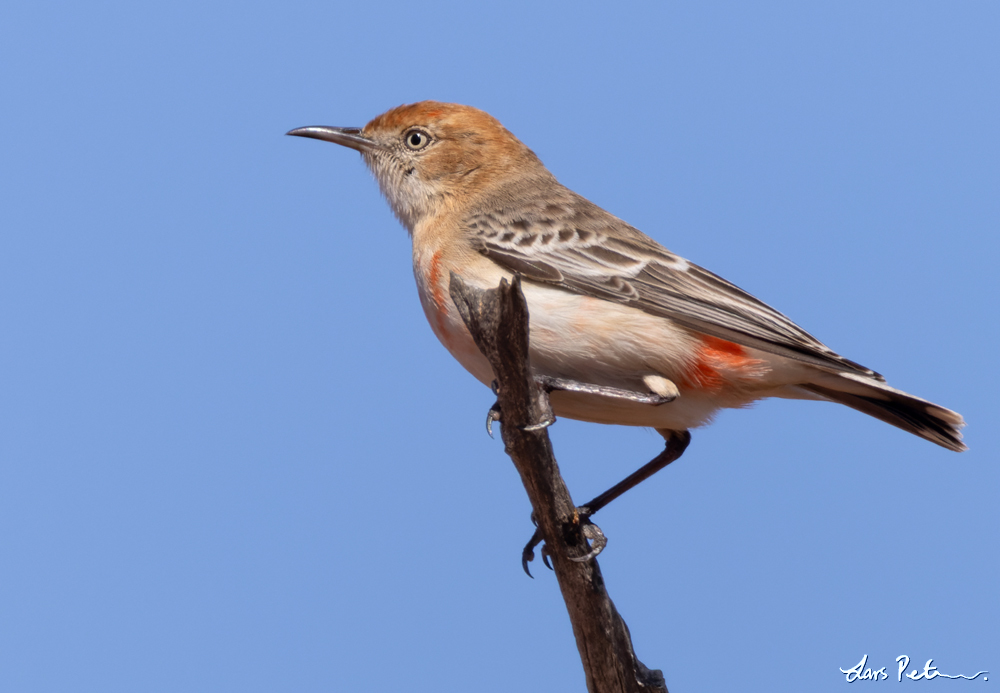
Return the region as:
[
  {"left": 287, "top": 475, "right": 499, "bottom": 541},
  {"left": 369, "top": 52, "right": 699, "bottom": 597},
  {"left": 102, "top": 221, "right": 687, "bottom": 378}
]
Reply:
[{"left": 840, "top": 655, "right": 987, "bottom": 682}]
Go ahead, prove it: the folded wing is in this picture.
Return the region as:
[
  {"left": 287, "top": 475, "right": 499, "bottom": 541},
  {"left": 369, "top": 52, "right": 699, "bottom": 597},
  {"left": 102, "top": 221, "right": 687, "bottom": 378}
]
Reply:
[{"left": 466, "top": 182, "right": 880, "bottom": 379}]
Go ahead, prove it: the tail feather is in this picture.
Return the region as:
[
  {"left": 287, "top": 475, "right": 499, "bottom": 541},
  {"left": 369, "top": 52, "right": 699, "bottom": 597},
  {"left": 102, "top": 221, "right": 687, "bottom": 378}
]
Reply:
[{"left": 802, "top": 377, "right": 966, "bottom": 452}]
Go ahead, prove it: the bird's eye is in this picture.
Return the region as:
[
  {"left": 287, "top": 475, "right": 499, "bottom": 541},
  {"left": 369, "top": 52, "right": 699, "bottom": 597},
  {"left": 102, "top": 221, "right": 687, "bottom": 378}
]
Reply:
[{"left": 403, "top": 129, "right": 431, "bottom": 150}]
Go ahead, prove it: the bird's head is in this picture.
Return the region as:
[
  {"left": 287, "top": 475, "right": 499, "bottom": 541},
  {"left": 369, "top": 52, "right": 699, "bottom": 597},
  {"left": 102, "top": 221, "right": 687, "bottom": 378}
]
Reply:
[{"left": 288, "top": 101, "right": 548, "bottom": 231}]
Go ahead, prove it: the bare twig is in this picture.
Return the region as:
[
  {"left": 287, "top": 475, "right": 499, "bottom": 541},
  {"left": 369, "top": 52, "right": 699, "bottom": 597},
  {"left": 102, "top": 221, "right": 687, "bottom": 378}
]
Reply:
[{"left": 449, "top": 273, "right": 667, "bottom": 693}]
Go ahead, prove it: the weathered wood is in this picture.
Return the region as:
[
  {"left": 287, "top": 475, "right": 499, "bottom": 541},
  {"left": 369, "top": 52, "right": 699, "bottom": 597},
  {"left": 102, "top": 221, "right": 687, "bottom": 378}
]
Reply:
[{"left": 449, "top": 273, "right": 668, "bottom": 693}]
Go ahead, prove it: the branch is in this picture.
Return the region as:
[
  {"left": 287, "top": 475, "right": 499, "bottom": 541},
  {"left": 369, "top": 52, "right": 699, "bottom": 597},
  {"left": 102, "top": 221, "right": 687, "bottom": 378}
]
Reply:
[{"left": 449, "top": 273, "right": 668, "bottom": 693}]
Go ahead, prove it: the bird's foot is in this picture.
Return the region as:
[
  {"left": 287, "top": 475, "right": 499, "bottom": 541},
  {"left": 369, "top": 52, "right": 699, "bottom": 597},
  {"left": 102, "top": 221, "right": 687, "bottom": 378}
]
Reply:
[
  {"left": 485, "top": 401, "right": 502, "bottom": 438},
  {"left": 568, "top": 507, "right": 607, "bottom": 563},
  {"left": 521, "top": 528, "right": 544, "bottom": 578},
  {"left": 485, "top": 379, "right": 555, "bottom": 438},
  {"left": 522, "top": 417, "right": 556, "bottom": 431},
  {"left": 520, "top": 507, "right": 607, "bottom": 577},
  {"left": 485, "top": 401, "right": 555, "bottom": 437}
]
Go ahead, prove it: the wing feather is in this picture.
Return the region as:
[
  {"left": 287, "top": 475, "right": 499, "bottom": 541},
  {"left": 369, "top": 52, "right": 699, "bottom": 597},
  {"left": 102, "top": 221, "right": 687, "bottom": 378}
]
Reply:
[{"left": 465, "top": 181, "right": 881, "bottom": 379}]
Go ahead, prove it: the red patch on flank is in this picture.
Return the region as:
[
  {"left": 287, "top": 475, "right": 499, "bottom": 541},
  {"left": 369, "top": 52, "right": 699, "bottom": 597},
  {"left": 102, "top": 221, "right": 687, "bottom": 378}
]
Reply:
[
  {"left": 426, "top": 251, "right": 449, "bottom": 335},
  {"left": 681, "top": 336, "right": 759, "bottom": 392}
]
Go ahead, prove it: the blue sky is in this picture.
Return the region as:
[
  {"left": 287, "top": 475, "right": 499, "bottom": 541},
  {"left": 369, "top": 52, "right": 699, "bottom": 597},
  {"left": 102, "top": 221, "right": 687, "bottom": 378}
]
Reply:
[{"left": 1, "top": 2, "right": 997, "bottom": 691}]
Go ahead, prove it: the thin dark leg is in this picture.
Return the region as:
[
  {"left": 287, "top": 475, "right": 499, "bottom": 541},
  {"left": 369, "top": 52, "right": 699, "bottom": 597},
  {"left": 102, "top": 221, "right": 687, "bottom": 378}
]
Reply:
[
  {"left": 580, "top": 429, "right": 691, "bottom": 516},
  {"left": 521, "top": 430, "right": 691, "bottom": 575}
]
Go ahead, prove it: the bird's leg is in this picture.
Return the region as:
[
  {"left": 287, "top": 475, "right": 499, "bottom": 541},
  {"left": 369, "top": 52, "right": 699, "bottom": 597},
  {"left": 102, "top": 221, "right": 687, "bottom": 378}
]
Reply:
[
  {"left": 534, "top": 375, "right": 677, "bottom": 406},
  {"left": 491, "top": 375, "right": 678, "bottom": 437},
  {"left": 502, "top": 372, "right": 685, "bottom": 573},
  {"left": 580, "top": 429, "right": 691, "bottom": 518},
  {"left": 522, "top": 430, "right": 691, "bottom": 573}
]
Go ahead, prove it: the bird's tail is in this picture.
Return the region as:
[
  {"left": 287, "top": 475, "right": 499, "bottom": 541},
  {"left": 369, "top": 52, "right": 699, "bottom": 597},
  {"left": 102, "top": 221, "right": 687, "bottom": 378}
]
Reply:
[{"left": 801, "top": 372, "right": 966, "bottom": 452}]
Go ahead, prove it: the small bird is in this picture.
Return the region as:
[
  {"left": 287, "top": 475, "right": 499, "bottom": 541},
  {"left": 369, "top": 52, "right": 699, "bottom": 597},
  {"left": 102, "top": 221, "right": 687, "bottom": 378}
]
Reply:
[{"left": 288, "top": 101, "right": 965, "bottom": 516}]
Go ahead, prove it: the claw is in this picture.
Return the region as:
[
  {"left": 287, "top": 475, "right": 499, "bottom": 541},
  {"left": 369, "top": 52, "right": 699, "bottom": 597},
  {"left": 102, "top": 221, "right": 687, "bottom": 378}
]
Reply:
[
  {"left": 568, "top": 521, "right": 607, "bottom": 563},
  {"left": 522, "top": 509, "right": 606, "bottom": 574},
  {"left": 522, "top": 528, "right": 543, "bottom": 577},
  {"left": 521, "top": 416, "right": 555, "bottom": 431},
  {"left": 486, "top": 401, "right": 501, "bottom": 438},
  {"left": 486, "top": 397, "right": 551, "bottom": 436}
]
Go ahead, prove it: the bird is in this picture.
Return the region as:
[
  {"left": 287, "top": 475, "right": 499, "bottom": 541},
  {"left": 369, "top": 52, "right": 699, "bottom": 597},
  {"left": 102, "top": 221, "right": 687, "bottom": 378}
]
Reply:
[{"left": 287, "top": 101, "right": 965, "bottom": 525}]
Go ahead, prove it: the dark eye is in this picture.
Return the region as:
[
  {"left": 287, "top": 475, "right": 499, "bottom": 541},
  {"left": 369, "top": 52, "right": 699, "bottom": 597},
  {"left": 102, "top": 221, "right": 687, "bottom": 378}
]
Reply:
[{"left": 403, "top": 129, "right": 431, "bottom": 150}]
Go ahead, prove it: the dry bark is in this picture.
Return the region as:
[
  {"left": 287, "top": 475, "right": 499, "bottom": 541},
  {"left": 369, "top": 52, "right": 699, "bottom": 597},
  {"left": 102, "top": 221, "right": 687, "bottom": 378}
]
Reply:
[{"left": 449, "top": 273, "right": 668, "bottom": 693}]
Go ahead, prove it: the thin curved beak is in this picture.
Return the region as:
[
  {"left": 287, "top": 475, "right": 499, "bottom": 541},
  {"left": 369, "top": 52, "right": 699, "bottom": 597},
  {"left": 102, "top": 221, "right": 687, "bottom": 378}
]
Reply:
[{"left": 286, "top": 126, "right": 380, "bottom": 153}]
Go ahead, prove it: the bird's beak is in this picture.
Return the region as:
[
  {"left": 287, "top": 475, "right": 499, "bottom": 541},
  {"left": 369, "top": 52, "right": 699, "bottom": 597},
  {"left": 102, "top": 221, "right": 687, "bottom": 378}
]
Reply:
[{"left": 286, "top": 126, "right": 381, "bottom": 153}]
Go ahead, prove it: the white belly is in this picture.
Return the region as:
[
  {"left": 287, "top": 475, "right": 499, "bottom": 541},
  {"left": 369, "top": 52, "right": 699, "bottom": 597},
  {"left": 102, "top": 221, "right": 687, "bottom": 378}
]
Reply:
[{"left": 412, "top": 250, "right": 759, "bottom": 431}]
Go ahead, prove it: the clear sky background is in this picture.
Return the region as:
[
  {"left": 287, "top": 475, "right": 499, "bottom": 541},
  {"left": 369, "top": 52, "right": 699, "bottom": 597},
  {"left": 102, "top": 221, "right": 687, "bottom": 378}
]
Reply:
[{"left": 1, "top": 2, "right": 997, "bottom": 691}]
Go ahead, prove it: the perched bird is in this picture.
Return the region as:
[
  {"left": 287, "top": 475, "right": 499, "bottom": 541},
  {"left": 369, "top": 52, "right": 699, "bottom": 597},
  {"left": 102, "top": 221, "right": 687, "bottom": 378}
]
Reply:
[{"left": 288, "top": 101, "right": 965, "bottom": 518}]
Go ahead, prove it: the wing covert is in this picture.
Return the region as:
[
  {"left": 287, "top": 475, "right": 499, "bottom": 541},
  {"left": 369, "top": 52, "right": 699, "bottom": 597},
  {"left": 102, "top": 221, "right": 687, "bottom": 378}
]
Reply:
[{"left": 465, "top": 184, "right": 880, "bottom": 379}]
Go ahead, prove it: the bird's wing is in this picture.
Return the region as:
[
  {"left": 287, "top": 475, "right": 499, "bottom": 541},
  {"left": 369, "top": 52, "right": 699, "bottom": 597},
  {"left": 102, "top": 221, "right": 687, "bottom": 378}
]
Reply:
[{"left": 465, "top": 184, "right": 881, "bottom": 379}]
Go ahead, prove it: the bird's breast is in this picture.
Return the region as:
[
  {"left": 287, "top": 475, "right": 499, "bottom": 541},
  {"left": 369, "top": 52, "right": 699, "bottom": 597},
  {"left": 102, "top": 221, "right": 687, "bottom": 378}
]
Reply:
[
  {"left": 411, "top": 241, "right": 786, "bottom": 431},
  {"left": 412, "top": 246, "right": 501, "bottom": 386}
]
